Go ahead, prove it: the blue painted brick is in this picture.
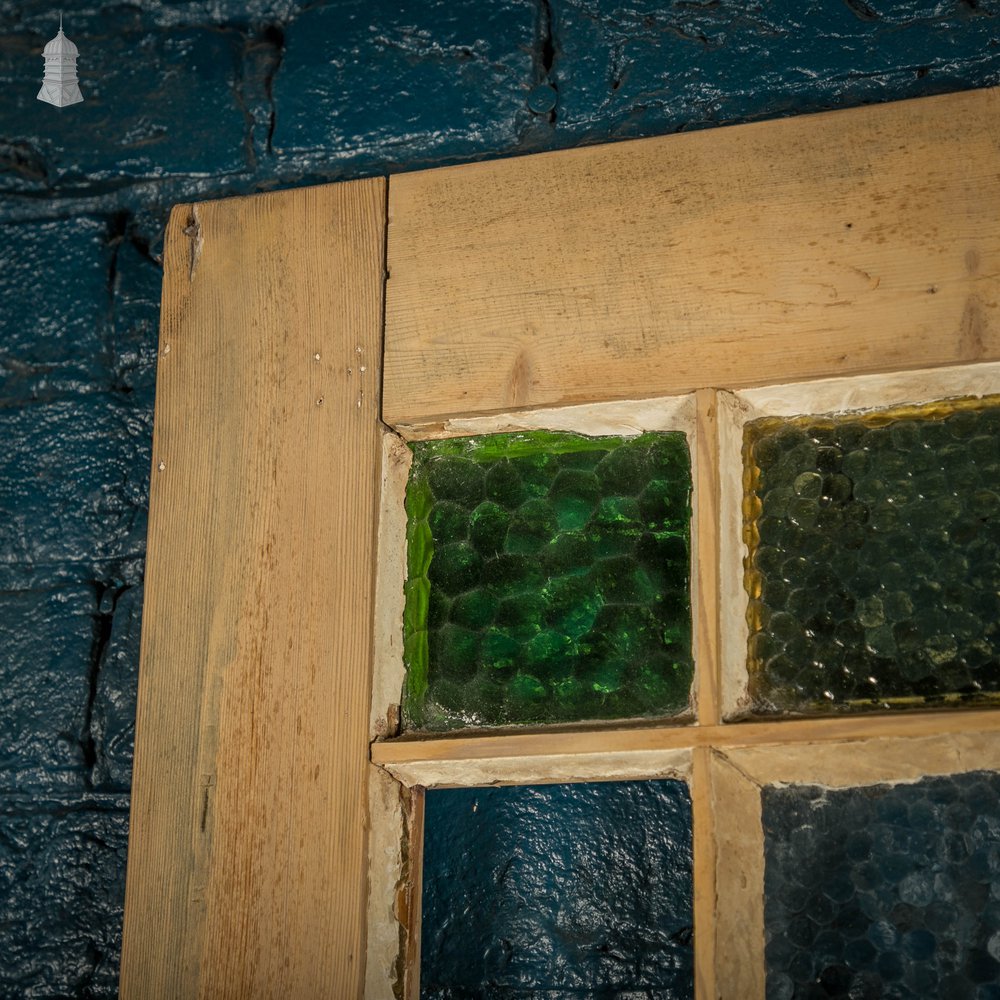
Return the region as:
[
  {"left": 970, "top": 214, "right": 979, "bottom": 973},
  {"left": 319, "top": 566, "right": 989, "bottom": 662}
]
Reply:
[
  {"left": 110, "top": 236, "right": 163, "bottom": 396},
  {"left": 0, "top": 394, "right": 151, "bottom": 573},
  {"left": 0, "top": 794, "right": 128, "bottom": 999},
  {"left": 0, "top": 586, "right": 95, "bottom": 791},
  {"left": 91, "top": 583, "right": 143, "bottom": 791},
  {"left": 0, "top": 16, "right": 249, "bottom": 193},
  {"left": 3, "top": 0, "right": 307, "bottom": 34},
  {"left": 0, "top": 217, "right": 112, "bottom": 402},
  {"left": 271, "top": 0, "right": 537, "bottom": 175},
  {"left": 553, "top": 0, "right": 1000, "bottom": 143}
]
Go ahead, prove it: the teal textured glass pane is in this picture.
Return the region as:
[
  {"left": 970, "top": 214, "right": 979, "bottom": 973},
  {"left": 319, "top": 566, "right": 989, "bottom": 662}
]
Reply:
[
  {"left": 744, "top": 396, "right": 1000, "bottom": 714},
  {"left": 762, "top": 773, "right": 1000, "bottom": 997},
  {"left": 403, "top": 431, "right": 693, "bottom": 730}
]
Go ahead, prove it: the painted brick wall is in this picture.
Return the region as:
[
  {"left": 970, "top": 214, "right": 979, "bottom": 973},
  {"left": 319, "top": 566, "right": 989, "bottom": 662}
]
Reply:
[{"left": 1, "top": 1, "right": 998, "bottom": 994}]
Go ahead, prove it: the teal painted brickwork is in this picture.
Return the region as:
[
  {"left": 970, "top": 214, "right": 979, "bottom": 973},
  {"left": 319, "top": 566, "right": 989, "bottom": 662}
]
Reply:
[{"left": 1, "top": 1, "right": 999, "bottom": 994}]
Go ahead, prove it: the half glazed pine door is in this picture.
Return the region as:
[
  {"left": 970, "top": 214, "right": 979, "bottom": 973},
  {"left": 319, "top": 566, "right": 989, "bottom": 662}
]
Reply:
[{"left": 122, "top": 86, "right": 1000, "bottom": 999}]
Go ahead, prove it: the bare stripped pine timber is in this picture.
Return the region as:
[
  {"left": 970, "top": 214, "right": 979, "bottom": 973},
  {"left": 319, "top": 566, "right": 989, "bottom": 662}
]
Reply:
[
  {"left": 694, "top": 389, "right": 722, "bottom": 726},
  {"left": 691, "top": 747, "right": 717, "bottom": 1000},
  {"left": 404, "top": 788, "right": 425, "bottom": 1000},
  {"left": 120, "top": 181, "right": 386, "bottom": 999},
  {"left": 725, "top": 730, "right": 1000, "bottom": 789},
  {"left": 383, "top": 87, "right": 1000, "bottom": 426},
  {"left": 711, "top": 751, "right": 765, "bottom": 999},
  {"left": 371, "top": 708, "right": 1000, "bottom": 775}
]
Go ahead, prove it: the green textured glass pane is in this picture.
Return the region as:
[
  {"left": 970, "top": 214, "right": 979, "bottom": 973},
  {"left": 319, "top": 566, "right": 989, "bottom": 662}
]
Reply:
[
  {"left": 744, "top": 395, "right": 1000, "bottom": 714},
  {"left": 403, "top": 430, "right": 693, "bottom": 731}
]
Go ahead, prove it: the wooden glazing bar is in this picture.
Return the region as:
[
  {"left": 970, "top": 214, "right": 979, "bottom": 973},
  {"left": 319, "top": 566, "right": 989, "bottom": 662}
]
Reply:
[
  {"left": 694, "top": 389, "right": 722, "bottom": 726},
  {"left": 403, "top": 787, "right": 425, "bottom": 1000},
  {"left": 372, "top": 708, "right": 1000, "bottom": 777},
  {"left": 691, "top": 747, "right": 718, "bottom": 1000},
  {"left": 710, "top": 751, "right": 766, "bottom": 999}
]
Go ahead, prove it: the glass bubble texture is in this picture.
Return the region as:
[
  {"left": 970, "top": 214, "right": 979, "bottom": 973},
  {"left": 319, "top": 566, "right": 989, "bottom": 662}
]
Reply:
[
  {"left": 763, "top": 771, "right": 1000, "bottom": 999},
  {"left": 403, "top": 430, "right": 693, "bottom": 730},
  {"left": 743, "top": 396, "right": 1000, "bottom": 714}
]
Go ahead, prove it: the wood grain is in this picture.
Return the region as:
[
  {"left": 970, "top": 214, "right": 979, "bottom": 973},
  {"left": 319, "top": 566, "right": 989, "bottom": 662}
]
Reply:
[
  {"left": 726, "top": 730, "right": 1000, "bottom": 789},
  {"left": 120, "top": 181, "right": 386, "bottom": 999},
  {"left": 383, "top": 87, "right": 1000, "bottom": 426},
  {"left": 371, "top": 708, "right": 1000, "bottom": 776},
  {"left": 710, "top": 752, "right": 765, "bottom": 999},
  {"left": 403, "top": 788, "right": 424, "bottom": 1000},
  {"left": 691, "top": 747, "right": 717, "bottom": 1000},
  {"left": 694, "top": 389, "right": 721, "bottom": 726}
]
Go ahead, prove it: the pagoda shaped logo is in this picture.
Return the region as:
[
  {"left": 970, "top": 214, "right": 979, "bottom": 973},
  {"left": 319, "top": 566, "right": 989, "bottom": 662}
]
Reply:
[{"left": 37, "top": 15, "right": 84, "bottom": 107}]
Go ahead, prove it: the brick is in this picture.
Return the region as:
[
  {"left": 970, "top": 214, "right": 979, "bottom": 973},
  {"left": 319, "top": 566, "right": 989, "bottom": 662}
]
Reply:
[
  {"left": 0, "top": 394, "right": 150, "bottom": 572},
  {"left": 271, "top": 0, "right": 536, "bottom": 174},
  {"left": 0, "top": 17, "right": 249, "bottom": 193},
  {"left": 91, "top": 583, "right": 143, "bottom": 790},
  {"left": 110, "top": 236, "right": 163, "bottom": 397},
  {"left": 553, "top": 0, "right": 1000, "bottom": 142},
  {"left": 0, "top": 217, "right": 112, "bottom": 403},
  {"left": 0, "top": 794, "right": 128, "bottom": 999},
  {"left": 0, "top": 587, "right": 96, "bottom": 792}
]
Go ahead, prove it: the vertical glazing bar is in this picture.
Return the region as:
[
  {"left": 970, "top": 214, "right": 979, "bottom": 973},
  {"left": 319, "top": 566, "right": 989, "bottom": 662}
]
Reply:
[
  {"left": 692, "top": 747, "right": 718, "bottom": 999},
  {"left": 403, "top": 786, "right": 425, "bottom": 1000},
  {"left": 694, "top": 388, "right": 722, "bottom": 726}
]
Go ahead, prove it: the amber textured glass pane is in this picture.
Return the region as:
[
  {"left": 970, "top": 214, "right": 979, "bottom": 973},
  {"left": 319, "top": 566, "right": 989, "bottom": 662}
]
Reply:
[
  {"left": 744, "top": 395, "right": 1000, "bottom": 714},
  {"left": 403, "top": 431, "right": 693, "bottom": 730}
]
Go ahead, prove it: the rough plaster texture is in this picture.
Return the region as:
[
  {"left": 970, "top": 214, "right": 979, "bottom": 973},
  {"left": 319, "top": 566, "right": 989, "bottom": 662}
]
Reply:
[{"left": 1, "top": 0, "right": 999, "bottom": 994}]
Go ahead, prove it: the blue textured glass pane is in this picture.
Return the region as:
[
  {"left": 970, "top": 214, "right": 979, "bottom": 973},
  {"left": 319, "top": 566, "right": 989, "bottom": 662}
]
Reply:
[
  {"left": 421, "top": 779, "right": 694, "bottom": 998},
  {"left": 762, "top": 771, "right": 1000, "bottom": 999}
]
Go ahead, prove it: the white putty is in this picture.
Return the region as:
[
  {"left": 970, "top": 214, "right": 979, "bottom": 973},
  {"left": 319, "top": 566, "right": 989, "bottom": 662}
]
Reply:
[
  {"left": 384, "top": 747, "right": 692, "bottom": 790},
  {"left": 397, "top": 392, "right": 697, "bottom": 441},
  {"left": 369, "top": 430, "right": 411, "bottom": 742}
]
